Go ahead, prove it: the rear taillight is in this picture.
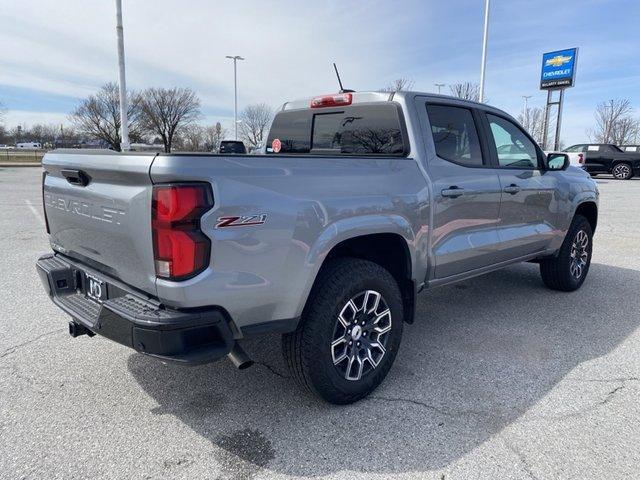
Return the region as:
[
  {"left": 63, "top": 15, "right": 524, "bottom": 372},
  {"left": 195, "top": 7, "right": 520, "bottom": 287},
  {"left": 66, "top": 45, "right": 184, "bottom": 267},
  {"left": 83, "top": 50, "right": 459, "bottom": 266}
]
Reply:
[
  {"left": 310, "top": 93, "right": 352, "bottom": 108},
  {"left": 152, "top": 184, "right": 213, "bottom": 280},
  {"left": 578, "top": 153, "right": 584, "bottom": 164}
]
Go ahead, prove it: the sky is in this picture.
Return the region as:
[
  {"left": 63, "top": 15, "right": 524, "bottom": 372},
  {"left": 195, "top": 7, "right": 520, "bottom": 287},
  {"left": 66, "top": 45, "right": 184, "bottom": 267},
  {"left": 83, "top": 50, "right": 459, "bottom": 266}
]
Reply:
[{"left": 1, "top": 0, "right": 639, "bottom": 145}]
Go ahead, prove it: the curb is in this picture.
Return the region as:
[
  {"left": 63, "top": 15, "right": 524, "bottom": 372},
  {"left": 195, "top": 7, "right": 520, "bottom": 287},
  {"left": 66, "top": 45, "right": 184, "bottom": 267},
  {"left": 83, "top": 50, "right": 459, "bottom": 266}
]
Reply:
[{"left": 0, "top": 163, "right": 43, "bottom": 168}]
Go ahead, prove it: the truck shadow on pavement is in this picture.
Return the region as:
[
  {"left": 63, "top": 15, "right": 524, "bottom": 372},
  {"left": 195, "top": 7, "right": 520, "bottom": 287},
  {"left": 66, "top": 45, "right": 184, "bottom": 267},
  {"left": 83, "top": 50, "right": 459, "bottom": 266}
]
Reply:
[{"left": 128, "top": 262, "right": 640, "bottom": 479}]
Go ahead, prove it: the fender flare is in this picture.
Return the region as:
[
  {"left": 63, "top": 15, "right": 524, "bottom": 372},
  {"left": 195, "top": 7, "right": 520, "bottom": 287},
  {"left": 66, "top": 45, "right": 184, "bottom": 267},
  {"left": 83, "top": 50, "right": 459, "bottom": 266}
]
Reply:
[{"left": 292, "top": 214, "right": 417, "bottom": 318}]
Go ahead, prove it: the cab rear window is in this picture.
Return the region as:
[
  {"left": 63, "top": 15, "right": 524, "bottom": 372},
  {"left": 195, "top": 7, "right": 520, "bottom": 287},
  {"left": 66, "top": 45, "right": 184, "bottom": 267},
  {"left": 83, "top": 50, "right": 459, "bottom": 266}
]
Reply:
[{"left": 266, "top": 103, "right": 407, "bottom": 156}]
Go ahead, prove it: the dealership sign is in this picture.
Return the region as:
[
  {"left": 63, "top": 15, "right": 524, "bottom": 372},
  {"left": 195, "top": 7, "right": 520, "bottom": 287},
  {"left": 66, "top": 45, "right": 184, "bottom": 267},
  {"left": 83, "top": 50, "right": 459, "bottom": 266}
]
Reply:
[{"left": 540, "top": 48, "right": 578, "bottom": 89}]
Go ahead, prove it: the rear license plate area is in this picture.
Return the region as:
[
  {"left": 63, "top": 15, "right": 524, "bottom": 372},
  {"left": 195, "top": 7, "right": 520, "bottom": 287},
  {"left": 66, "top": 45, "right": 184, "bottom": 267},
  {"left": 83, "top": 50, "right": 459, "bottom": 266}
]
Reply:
[{"left": 81, "top": 272, "right": 108, "bottom": 303}]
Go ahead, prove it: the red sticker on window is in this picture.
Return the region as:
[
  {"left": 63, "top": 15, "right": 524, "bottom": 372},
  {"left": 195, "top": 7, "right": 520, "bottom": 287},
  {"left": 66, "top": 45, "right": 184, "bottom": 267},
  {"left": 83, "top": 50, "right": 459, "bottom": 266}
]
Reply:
[{"left": 272, "top": 138, "right": 282, "bottom": 153}]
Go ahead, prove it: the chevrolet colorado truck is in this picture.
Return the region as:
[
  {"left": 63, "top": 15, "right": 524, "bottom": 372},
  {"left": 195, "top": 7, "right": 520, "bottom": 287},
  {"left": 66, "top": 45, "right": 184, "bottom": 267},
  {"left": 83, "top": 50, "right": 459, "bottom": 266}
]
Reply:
[
  {"left": 564, "top": 143, "right": 640, "bottom": 179},
  {"left": 37, "top": 91, "right": 599, "bottom": 404}
]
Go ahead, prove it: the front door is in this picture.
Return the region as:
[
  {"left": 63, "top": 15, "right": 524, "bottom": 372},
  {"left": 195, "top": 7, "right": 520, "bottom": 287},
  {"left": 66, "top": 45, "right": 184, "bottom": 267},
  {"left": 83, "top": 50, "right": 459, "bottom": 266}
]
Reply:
[
  {"left": 482, "top": 112, "right": 559, "bottom": 260},
  {"left": 421, "top": 101, "right": 503, "bottom": 279}
]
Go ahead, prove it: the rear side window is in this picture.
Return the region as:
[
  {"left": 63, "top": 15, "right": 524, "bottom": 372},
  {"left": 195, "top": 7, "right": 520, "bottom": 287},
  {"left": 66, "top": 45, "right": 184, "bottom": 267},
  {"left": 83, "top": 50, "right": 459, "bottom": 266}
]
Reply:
[
  {"left": 266, "top": 104, "right": 407, "bottom": 155},
  {"left": 601, "top": 144, "right": 623, "bottom": 153},
  {"left": 426, "top": 104, "right": 483, "bottom": 166}
]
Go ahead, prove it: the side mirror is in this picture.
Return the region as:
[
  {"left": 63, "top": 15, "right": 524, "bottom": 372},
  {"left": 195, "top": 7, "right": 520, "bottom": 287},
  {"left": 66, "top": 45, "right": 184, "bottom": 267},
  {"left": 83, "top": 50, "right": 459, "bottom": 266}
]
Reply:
[{"left": 546, "top": 152, "right": 570, "bottom": 171}]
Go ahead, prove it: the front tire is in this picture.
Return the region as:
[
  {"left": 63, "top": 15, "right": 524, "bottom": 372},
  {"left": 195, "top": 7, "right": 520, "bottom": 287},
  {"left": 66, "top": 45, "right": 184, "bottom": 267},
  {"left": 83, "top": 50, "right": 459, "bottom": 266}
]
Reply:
[
  {"left": 612, "top": 162, "right": 633, "bottom": 180},
  {"left": 282, "top": 258, "right": 403, "bottom": 404},
  {"left": 540, "top": 215, "right": 593, "bottom": 291}
]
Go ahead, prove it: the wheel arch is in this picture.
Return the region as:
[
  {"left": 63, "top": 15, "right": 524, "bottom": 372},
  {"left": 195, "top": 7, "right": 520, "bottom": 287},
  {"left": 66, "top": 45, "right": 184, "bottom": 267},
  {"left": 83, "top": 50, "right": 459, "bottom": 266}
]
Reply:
[
  {"left": 575, "top": 201, "right": 598, "bottom": 234},
  {"left": 302, "top": 222, "right": 418, "bottom": 324}
]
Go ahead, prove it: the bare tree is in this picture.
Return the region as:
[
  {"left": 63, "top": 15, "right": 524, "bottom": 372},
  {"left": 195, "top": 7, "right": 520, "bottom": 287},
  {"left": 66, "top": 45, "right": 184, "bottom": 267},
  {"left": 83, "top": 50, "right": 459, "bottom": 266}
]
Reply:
[
  {"left": 70, "top": 82, "right": 142, "bottom": 151},
  {"left": 239, "top": 103, "right": 273, "bottom": 149},
  {"left": 611, "top": 116, "right": 640, "bottom": 145},
  {"left": 517, "top": 107, "right": 546, "bottom": 145},
  {"left": 587, "top": 99, "right": 638, "bottom": 144},
  {"left": 177, "top": 124, "right": 205, "bottom": 151},
  {"left": 139, "top": 87, "right": 201, "bottom": 153},
  {"left": 449, "top": 82, "right": 481, "bottom": 102},
  {"left": 380, "top": 78, "right": 414, "bottom": 93},
  {"left": 204, "top": 122, "right": 227, "bottom": 152},
  {"left": 28, "top": 123, "right": 61, "bottom": 147}
]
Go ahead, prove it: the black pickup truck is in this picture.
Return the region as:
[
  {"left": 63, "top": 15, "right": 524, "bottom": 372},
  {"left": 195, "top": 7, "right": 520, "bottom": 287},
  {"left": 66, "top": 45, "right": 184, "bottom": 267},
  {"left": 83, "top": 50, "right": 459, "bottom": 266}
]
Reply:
[{"left": 564, "top": 143, "right": 640, "bottom": 180}]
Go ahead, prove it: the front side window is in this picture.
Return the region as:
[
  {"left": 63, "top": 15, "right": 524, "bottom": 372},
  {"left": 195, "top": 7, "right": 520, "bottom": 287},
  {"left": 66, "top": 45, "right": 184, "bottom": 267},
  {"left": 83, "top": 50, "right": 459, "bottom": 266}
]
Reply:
[
  {"left": 426, "top": 104, "right": 483, "bottom": 166},
  {"left": 487, "top": 114, "right": 538, "bottom": 169},
  {"left": 565, "top": 144, "right": 585, "bottom": 153}
]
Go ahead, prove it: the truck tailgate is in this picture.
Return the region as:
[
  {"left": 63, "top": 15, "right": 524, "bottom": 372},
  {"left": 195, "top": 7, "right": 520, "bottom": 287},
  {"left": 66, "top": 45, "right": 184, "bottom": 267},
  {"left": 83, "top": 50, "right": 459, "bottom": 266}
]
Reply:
[{"left": 42, "top": 150, "right": 157, "bottom": 296}]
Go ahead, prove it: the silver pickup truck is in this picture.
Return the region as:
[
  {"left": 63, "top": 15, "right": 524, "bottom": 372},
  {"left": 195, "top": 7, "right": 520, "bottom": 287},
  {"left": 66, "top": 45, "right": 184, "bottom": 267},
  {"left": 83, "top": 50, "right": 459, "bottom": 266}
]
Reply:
[{"left": 37, "top": 91, "right": 598, "bottom": 404}]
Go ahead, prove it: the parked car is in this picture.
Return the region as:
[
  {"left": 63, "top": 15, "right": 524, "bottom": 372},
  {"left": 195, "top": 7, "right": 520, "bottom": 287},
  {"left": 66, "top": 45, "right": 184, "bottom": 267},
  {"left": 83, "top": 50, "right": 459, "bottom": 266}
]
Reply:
[
  {"left": 563, "top": 143, "right": 640, "bottom": 179},
  {"left": 37, "top": 91, "right": 598, "bottom": 404},
  {"left": 548, "top": 145, "right": 585, "bottom": 168},
  {"left": 0, "top": 144, "right": 15, "bottom": 149},
  {"left": 16, "top": 142, "right": 42, "bottom": 149},
  {"left": 219, "top": 140, "right": 246, "bottom": 154}
]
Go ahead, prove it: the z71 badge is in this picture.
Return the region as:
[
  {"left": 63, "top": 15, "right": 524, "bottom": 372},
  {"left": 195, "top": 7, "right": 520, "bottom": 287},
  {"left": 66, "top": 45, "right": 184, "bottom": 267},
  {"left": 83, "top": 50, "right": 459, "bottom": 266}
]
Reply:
[{"left": 215, "top": 214, "right": 267, "bottom": 228}]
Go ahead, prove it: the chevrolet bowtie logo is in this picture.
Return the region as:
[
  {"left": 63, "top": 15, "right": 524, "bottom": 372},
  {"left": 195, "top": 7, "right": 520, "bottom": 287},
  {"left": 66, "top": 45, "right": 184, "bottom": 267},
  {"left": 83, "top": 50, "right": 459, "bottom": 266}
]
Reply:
[{"left": 545, "top": 55, "right": 572, "bottom": 67}]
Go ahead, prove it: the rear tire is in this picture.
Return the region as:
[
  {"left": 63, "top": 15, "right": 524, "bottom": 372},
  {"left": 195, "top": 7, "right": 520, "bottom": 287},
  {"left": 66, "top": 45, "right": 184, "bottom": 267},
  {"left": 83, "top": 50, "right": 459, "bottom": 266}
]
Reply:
[
  {"left": 540, "top": 215, "right": 593, "bottom": 291},
  {"left": 612, "top": 162, "right": 633, "bottom": 180},
  {"left": 282, "top": 258, "right": 403, "bottom": 404}
]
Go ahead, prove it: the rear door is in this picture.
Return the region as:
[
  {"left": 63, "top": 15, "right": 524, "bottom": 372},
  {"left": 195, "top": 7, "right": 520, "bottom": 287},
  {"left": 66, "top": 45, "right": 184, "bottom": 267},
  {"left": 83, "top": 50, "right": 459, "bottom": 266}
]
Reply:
[
  {"left": 584, "top": 145, "right": 609, "bottom": 173},
  {"left": 481, "top": 113, "right": 559, "bottom": 259},
  {"left": 42, "top": 151, "right": 158, "bottom": 295},
  {"left": 420, "top": 101, "right": 502, "bottom": 279}
]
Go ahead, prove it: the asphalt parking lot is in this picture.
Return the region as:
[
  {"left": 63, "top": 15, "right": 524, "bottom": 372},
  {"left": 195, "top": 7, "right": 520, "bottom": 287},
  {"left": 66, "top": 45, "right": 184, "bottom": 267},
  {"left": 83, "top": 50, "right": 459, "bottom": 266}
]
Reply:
[{"left": 1, "top": 167, "right": 638, "bottom": 480}]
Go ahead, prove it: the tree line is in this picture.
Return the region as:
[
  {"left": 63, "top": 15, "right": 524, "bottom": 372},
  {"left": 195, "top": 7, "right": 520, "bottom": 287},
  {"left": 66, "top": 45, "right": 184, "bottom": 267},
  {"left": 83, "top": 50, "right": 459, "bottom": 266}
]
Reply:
[
  {"left": 2, "top": 81, "right": 639, "bottom": 151},
  {"left": 0, "top": 83, "right": 274, "bottom": 153}
]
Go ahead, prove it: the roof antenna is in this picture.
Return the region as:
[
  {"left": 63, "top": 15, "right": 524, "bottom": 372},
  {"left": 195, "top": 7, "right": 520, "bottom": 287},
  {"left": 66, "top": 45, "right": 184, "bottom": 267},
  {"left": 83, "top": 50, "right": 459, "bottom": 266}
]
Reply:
[{"left": 333, "top": 63, "right": 355, "bottom": 93}]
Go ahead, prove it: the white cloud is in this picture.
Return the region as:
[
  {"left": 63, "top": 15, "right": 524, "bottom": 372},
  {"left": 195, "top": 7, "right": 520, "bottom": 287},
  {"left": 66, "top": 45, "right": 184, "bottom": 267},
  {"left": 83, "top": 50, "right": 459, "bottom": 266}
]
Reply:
[
  {"left": 3, "top": 110, "right": 69, "bottom": 128},
  {"left": 0, "top": 0, "right": 411, "bottom": 114}
]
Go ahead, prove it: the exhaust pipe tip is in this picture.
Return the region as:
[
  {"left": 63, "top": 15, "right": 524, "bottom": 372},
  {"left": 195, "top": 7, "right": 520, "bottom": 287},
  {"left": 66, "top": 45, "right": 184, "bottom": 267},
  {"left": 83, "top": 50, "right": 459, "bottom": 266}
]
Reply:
[{"left": 227, "top": 343, "right": 254, "bottom": 370}]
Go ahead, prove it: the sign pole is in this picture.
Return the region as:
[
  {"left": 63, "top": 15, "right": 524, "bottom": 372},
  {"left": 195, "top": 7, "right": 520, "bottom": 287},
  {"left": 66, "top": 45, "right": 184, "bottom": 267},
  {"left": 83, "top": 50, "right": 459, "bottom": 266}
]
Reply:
[
  {"left": 554, "top": 89, "right": 565, "bottom": 150},
  {"left": 542, "top": 90, "right": 552, "bottom": 150},
  {"left": 540, "top": 48, "right": 578, "bottom": 151}
]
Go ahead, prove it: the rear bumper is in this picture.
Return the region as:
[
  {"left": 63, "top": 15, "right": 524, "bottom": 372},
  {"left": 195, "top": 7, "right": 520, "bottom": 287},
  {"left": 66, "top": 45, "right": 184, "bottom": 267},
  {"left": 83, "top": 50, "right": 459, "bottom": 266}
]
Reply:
[{"left": 36, "top": 253, "right": 234, "bottom": 365}]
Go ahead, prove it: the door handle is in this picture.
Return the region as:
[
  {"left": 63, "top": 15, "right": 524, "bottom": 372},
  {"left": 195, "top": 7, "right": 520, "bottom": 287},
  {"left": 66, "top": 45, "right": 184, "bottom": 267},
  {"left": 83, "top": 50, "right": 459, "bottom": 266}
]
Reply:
[
  {"left": 61, "top": 169, "right": 90, "bottom": 187},
  {"left": 441, "top": 186, "right": 465, "bottom": 198},
  {"left": 503, "top": 184, "right": 520, "bottom": 195}
]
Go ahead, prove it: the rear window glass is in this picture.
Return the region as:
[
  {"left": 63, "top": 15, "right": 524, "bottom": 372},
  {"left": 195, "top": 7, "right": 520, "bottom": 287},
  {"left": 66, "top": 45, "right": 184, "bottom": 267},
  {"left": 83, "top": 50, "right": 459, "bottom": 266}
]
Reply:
[{"left": 266, "top": 104, "right": 406, "bottom": 155}]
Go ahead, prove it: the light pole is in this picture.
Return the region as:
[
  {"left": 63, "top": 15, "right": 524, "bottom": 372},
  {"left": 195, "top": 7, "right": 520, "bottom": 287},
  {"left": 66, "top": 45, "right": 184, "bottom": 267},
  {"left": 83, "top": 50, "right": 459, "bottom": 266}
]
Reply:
[
  {"left": 225, "top": 55, "right": 244, "bottom": 140},
  {"left": 115, "top": 0, "right": 130, "bottom": 151},
  {"left": 603, "top": 100, "right": 614, "bottom": 143},
  {"left": 435, "top": 83, "right": 445, "bottom": 94},
  {"left": 522, "top": 95, "right": 532, "bottom": 127},
  {"left": 479, "top": 0, "right": 490, "bottom": 103}
]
